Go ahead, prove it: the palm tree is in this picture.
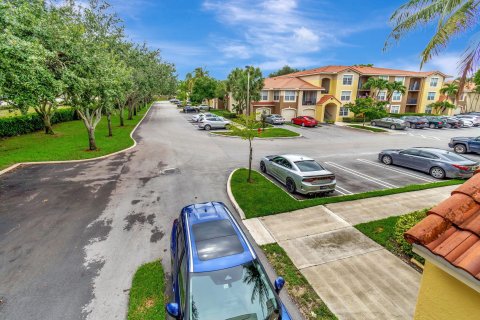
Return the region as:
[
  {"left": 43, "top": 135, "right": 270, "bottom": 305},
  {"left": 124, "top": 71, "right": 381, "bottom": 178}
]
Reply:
[
  {"left": 440, "top": 82, "right": 459, "bottom": 105},
  {"left": 363, "top": 78, "right": 389, "bottom": 99},
  {"left": 386, "top": 0, "right": 480, "bottom": 92},
  {"left": 386, "top": 81, "right": 407, "bottom": 103}
]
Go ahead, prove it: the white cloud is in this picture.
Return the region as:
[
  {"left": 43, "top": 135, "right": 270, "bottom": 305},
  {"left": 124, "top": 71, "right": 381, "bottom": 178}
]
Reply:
[{"left": 220, "top": 43, "right": 252, "bottom": 59}]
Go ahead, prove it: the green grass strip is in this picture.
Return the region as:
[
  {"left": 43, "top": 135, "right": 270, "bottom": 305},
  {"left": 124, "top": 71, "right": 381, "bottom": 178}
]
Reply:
[
  {"left": 0, "top": 107, "right": 148, "bottom": 171},
  {"left": 212, "top": 128, "right": 299, "bottom": 138},
  {"left": 127, "top": 260, "right": 166, "bottom": 320},
  {"left": 347, "top": 124, "right": 388, "bottom": 132},
  {"left": 231, "top": 169, "right": 462, "bottom": 218},
  {"left": 262, "top": 244, "right": 337, "bottom": 320}
]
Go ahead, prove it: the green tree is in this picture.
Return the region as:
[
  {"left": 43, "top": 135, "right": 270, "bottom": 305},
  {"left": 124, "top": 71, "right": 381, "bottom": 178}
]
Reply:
[
  {"left": 191, "top": 76, "right": 217, "bottom": 105},
  {"left": 386, "top": 0, "right": 480, "bottom": 88},
  {"left": 227, "top": 66, "right": 264, "bottom": 115},
  {"left": 363, "top": 77, "right": 389, "bottom": 99},
  {"left": 346, "top": 97, "right": 388, "bottom": 126},
  {"left": 440, "top": 82, "right": 459, "bottom": 106},
  {"left": 428, "top": 101, "right": 456, "bottom": 114},
  {"left": 386, "top": 81, "right": 407, "bottom": 104},
  {"left": 268, "top": 65, "right": 300, "bottom": 77}
]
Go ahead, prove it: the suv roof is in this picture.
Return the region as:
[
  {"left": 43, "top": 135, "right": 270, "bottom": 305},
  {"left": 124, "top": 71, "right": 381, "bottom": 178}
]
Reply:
[{"left": 181, "top": 202, "right": 255, "bottom": 273}]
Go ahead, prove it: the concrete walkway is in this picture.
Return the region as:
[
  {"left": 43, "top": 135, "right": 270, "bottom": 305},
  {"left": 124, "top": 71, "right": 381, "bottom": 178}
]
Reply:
[{"left": 243, "top": 186, "right": 456, "bottom": 320}]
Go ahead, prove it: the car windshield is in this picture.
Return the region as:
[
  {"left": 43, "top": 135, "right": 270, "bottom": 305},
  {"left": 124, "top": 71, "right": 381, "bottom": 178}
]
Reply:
[
  {"left": 295, "top": 160, "right": 324, "bottom": 172},
  {"left": 189, "top": 261, "right": 280, "bottom": 320}
]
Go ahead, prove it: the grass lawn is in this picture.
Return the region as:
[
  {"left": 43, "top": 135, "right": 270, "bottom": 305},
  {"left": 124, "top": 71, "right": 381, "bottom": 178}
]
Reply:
[
  {"left": 212, "top": 128, "right": 300, "bottom": 138},
  {"left": 231, "top": 169, "right": 462, "bottom": 218},
  {"left": 355, "top": 209, "right": 428, "bottom": 267},
  {"left": 262, "top": 244, "right": 337, "bottom": 320},
  {"left": 0, "top": 107, "right": 148, "bottom": 170},
  {"left": 127, "top": 260, "right": 166, "bottom": 320},
  {"left": 347, "top": 124, "right": 388, "bottom": 132}
]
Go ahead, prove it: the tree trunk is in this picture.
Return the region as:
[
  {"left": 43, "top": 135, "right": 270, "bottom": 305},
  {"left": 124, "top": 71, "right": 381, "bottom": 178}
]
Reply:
[
  {"left": 43, "top": 114, "right": 54, "bottom": 135},
  {"left": 119, "top": 106, "right": 125, "bottom": 126},
  {"left": 248, "top": 138, "right": 253, "bottom": 183},
  {"left": 133, "top": 103, "right": 137, "bottom": 116},
  {"left": 87, "top": 126, "right": 97, "bottom": 151},
  {"left": 128, "top": 101, "right": 133, "bottom": 120},
  {"left": 107, "top": 112, "right": 113, "bottom": 137}
]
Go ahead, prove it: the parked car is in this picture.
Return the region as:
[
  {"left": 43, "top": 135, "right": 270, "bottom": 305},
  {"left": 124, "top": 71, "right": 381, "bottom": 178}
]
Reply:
[
  {"left": 291, "top": 116, "right": 318, "bottom": 127},
  {"left": 448, "top": 136, "right": 480, "bottom": 154},
  {"left": 455, "top": 115, "right": 480, "bottom": 126},
  {"left": 370, "top": 118, "right": 407, "bottom": 130},
  {"left": 260, "top": 154, "right": 336, "bottom": 194},
  {"left": 400, "top": 116, "right": 428, "bottom": 129},
  {"left": 166, "top": 202, "right": 292, "bottom": 320},
  {"left": 455, "top": 117, "right": 475, "bottom": 127},
  {"left": 424, "top": 116, "right": 445, "bottom": 129},
  {"left": 198, "top": 105, "right": 210, "bottom": 111},
  {"left": 183, "top": 106, "right": 198, "bottom": 113},
  {"left": 170, "top": 98, "right": 180, "bottom": 104},
  {"left": 198, "top": 116, "right": 230, "bottom": 130},
  {"left": 440, "top": 117, "right": 462, "bottom": 128},
  {"left": 265, "top": 114, "right": 285, "bottom": 125},
  {"left": 192, "top": 112, "right": 215, "bottom": 122},
  {"left": 378, "top": 147, "right": 478, "bottom": 179}
]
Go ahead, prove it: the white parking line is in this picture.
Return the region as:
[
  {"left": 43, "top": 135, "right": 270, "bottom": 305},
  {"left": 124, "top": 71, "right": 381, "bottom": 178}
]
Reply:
[
  {"left": 336, "top": 185, "right": 353, "bottom": 195},
  {"left": 325, "top": 162, "right": 398, "bottom": 189},
  {"left": 356, "top": 159, "right": 436, "bottom": 183}
]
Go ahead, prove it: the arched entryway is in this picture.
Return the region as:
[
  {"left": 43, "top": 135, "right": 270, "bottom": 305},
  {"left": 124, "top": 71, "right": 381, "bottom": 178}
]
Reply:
[{"left": 324, "top": 103, "right": 338, "bottom": 121}]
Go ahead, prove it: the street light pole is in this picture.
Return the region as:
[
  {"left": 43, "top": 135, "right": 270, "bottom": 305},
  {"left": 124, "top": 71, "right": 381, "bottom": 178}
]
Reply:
[{"left": 246, "top": 66, "right": 250, "bottom": 116}]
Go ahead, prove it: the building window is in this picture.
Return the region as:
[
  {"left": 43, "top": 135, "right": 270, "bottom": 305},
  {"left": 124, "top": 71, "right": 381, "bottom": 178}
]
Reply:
[
  {"left": 430, "top": 77, "right": 439, "bottom": 87},
  {"left": 378, "top": 75, "right": 389, "bottom": 81},
  {"left": 260, "top": 90, "right": 268, "bottom": 101},
  {"left": 390, "top": 105, "right": 400, "bottom": 114},
  {"left": 343, "top": 75, "right": 353, "bottom": 85},
  {"left": 302, "top": 91, "right": 317, "bottom": 105},
  {"left": 427, "top": 92, "right": 436, "bottom": 101},
  {"left": 460, "top": 93, "right": 466, "bottom": 101},
  {"left": 273, "top": 90, "right": 280, "bottom": 101},
  {"left": 425, "top": 106, "right": 433, "bottom": 114},
  {"left": 394, "top": 76, "right": 405, "bottom": 84},
  {"left": 339, "top": 107, "right": 349, "bottom": 116},
  {"left": 340, "top": 91, "right": 351, "bottom": 101},
  {"left": 392, "top": 91, "right": 402, "bottom": 101},
  {"left": 284, "top": 90, "right": 295, "bottom": 101},
  {"left": 377, "top": 90, "right": 387, "bottom": 101}
]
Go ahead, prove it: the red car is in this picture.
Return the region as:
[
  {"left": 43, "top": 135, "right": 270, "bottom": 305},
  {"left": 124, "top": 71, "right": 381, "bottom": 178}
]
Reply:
[{"left": 291, "top": 116, "right": 318, "bottom": 127}]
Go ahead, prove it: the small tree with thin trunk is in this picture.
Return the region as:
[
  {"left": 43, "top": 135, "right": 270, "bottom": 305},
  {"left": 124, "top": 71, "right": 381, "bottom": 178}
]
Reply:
[{"left": 230, "top": 114, "right": 260, "bottom": 183}]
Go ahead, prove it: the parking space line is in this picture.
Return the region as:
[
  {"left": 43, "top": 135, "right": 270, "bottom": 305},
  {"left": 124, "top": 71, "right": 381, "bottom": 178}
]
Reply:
[
  {"left": 325, "top": 162, "right": 398, "bottom": 189},
  {"left": 336, "top": 185, "right": 353, "bottom": 195},
  {"left": 356, "top": 159, "right": 436, "bottom": 183}
]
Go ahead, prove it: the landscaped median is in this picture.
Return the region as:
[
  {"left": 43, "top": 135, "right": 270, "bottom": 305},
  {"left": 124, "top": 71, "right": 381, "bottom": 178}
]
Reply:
[
  {"left": 0, "top": 107, "right": 148, "bottom": 171},
  {"left": 230, "top": 168, "right": 463, "bottom": 218},
  {"left": 347, "top": 124, "right": 388, "bottom": 132},
  {"left": 212, "top": 128, "right": 300, "bottom": 138}
]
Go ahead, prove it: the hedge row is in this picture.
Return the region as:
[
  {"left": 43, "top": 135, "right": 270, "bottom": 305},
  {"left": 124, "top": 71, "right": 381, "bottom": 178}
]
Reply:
[{"left": 0, "top": 108, "right": 79, "bottom": 137}]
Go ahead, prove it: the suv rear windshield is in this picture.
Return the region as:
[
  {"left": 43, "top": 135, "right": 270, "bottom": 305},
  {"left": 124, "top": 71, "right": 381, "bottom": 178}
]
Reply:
[{"left": 295, "top": 160, "right": 324, "bottom": 172}]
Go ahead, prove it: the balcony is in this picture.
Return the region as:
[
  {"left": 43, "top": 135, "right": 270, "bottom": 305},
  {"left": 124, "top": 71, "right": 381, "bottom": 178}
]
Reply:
[
  {"left": 406, "top": 98, "right": 418, "bottom": 105},
  {"left": 302, "top": 100, "right": 316, "bottom": 106},
  {"left": 302, "top": 91, "right": 317, "bottom": 106},
  {"left": 409, "top": 78, "right": 421, "bottom": 91}
]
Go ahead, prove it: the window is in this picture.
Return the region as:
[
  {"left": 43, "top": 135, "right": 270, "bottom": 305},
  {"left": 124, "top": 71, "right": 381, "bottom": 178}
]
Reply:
[
  {"left": 425, "top": 106, "right": 433, "bottom": 114},
  {"left": 460, "top": 93, "right": 466, "bottom": 101},
  {"left": 395, "top": 76, "right": 405, "bottom": 84},
  {"left": 179, "top": 254, "right": 187, "bottom": 310},
  {"left": 399, "top": 149, "right": 421, "bottom": 156},
  {"left": 340, "top": 91, "right": 351, "bottom": 101},
  {"left": 260, "top": 90, "right": 268, "bottom": 101},
  {"left": 295, "top": 160, "right": 325, "bottom": 172},
  {"left": 378, "top": 75, "right": 389, "bottom": 80},
  {"left": 390, "top": 105, "right": 400, "bottom": 113},
  {"left": 377, "top": 90, "right": 387, "bottom": 101},
  {"left": 273, "top": 90, "right": 280, "bottom": 101},
  {"left": 427, "top": 92, "right": 436, "bottom": 101},
  {"left": 392, "top": 91, "right": 402, "bottom": 101},
  {"left": 339, "top": 107, "right": 349, "bottom": 116},
  {"left": 284, "top": 90, "right": 295, "bottom": 101},
  {"left": 302, "top": 91, "right": 317, "bottom": 105},
  {"left": 430, "top": 77, "right": 439, "bottom": 87},
  {"left": 343, "top": 74, "right": 353, "bottom": 85},
  {"left": 419, "top": 151, "right": 439, "bottom": 159}
]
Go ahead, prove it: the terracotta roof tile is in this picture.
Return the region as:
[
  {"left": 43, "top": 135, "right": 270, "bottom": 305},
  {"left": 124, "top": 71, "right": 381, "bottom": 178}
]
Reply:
[
  {"left": 263, "top": 77, "right": 322, "bottom": 90},
  {"left": 317, "top": 94, "right": 340, "bottom": 105},
  {"left": 405, "top": 174, "right": 480, "bottom": 281}
]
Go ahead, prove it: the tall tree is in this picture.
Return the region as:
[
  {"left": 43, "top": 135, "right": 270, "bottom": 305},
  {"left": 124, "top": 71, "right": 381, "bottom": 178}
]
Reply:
[
  {"left": 345, "top": 97, "right": 388, "bottom": 126},
  {"left": 268, "top": 65, "right": 300, "bottom": 77},
  {"left": 386, "top": 81, "right": 407, "bottom": 104},
  {"left": 191, "top": 76, "right": 217, "bottom": 105},
  {"left": 440, "top": 82, "right": 459, "bottom": 106},
  {"left": 363, "top": 77, "right": 389, "bottom": 99},
  {"left": 227, "top": 66, "right": 264, "bottom": 115}
]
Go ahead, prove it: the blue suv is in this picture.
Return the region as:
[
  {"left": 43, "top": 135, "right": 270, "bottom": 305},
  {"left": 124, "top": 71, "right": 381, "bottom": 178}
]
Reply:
[{"left": 166, "top": 202, "right": 291, "bottom": 320}]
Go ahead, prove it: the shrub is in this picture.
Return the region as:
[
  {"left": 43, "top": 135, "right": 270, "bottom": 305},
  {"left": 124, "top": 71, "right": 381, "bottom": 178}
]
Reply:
[
  {"left": 394, "top": 209, "right": 428, "bottom": 262},
  {"left": 0, "top": 108, "right": 77, "bottom": 137}
]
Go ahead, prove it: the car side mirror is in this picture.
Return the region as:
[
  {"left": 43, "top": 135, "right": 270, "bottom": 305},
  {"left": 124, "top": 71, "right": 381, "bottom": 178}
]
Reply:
[
  {"left": 274, "top": 277, "right": 285, "bottom": 294},
  {"left": 165, "top": 302, "right": 180, "bottom": 318}
]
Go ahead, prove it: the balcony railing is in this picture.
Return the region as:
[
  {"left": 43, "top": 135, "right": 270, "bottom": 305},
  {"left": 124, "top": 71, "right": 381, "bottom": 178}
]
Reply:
[
  {"left": 409, "top": 83, "right": 420, "bottom": 91},
  {"left": 302, "top": 100, "right": 316, "bottom": 106},
  {"left": 406, "top": 98, "right": 418, "bottom": 105}
]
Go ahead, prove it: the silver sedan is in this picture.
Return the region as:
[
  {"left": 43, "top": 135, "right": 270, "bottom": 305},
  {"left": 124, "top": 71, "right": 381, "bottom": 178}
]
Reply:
[{"left": 260, "top": 154, "right": 336, "bottom": 195}]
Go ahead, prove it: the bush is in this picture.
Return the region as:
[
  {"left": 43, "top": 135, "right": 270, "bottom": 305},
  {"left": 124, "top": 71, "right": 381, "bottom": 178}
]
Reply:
[
  {"left": 394, "top": 209, "right": 428, "bottom": 262},
  {"left": 341, "top": 117, "right": 364, "bottom": 123},
  {"left": 0, "top": 108, "right": 78, "bottom": 137}
]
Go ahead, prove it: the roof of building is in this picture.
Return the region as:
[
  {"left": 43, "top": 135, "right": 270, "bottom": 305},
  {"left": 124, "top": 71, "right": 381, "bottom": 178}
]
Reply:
[
  {"left": 317, "top": 94, "right": 341, "bottom": 105},
  {"left": 282, "top": 65, "right": 451, "bottom": 78},
  {"left": 405, "top": 174, "right": 480, "bottom": 281},
  {"left": 263, "top": 76, "right": 323, "bottom": 90}
]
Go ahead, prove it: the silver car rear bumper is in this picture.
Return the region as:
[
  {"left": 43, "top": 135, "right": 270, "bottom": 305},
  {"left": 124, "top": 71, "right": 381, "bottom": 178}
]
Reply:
[{"left": 298, "top": 181, "right": 336, "bottom": 194}]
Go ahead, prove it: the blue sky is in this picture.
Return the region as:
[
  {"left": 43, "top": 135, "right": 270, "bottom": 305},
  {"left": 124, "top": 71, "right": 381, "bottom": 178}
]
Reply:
[{"left": 112, "top": 0, "right": 472, "bottom": 80}]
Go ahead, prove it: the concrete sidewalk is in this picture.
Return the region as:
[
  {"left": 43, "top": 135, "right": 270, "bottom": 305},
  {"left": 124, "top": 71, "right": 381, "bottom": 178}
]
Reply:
[{"left": 243, "top": 186, "right": 456, "bottom": 320}]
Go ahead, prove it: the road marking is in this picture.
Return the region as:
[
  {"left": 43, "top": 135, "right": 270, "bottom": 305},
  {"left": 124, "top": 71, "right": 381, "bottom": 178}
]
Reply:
[
  {"left": 356, "top": 159, "right": 436, "bottom": 183},
  {"left": 325, "top": 162, "right": 398, "bottom": 189},
  {"left": 335, "top": 185, "right": 353, "bottom": 195}
]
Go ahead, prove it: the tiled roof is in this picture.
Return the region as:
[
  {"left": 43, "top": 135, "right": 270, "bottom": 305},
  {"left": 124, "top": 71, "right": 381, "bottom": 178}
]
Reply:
[
  {"left": 405, "top": 174, "right": 480, "bottom": 280},
  {"left": 263, "top": 77, "right": 323, "bottom": 90},
  {"left": 282, "top": 65, "right": 450, "bottom": 78},
  {"left": 317, "top": 94, "right": 340, "bottom": 105}
]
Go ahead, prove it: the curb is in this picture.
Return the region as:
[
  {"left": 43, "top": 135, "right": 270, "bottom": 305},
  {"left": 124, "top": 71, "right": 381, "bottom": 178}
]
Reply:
[
  {"left": 0, "top": 104, "right": 153, "bottom": 177},
  {"left": 341, "top": 125, "right": 389, "bottom": 134},
  {"left": 226, "top": 168, "right": 246, "bottom": 220}
]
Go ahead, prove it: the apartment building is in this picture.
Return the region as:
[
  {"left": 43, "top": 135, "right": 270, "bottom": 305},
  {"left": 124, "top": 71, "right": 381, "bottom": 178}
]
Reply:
[{"left": 228, "top": 65, "right": 451, "bottom": 122}]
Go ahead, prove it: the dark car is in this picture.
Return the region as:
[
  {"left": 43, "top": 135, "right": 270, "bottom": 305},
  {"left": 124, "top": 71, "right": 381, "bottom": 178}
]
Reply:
[
  {"left": 378, "top": 147, "right": 478, "bottom": 179},
  {"left": 425, "top": 116, "right": 445, "bottom": 129},
  {"left": 400, "top": 116, "right": 428, "bottom": 129},
  {"left": 166, "top": 202, "right": 292, "bottom": 320},
  {"left": 183, "top": 106, "right": 198, "bottom": 113},
  {"left": 440, "top": 117, "right": 462, "bottom": 129},
  {"left": 448, "top": 136, "right": 480, "bottom": 154},
  {"left": 370, "top": 118, "right": 407, "bottom": 130}
]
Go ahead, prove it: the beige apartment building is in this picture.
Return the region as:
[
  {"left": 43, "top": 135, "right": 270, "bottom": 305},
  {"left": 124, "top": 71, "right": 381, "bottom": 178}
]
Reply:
[{"left": 228, "top": 65, "right": 451, "bottom": 122}]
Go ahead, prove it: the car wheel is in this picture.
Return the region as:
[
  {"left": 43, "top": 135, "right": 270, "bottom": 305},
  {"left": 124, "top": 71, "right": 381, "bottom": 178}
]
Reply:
[
  {"left": 204, "top": 124, "right": 211, "bottom": 131},
  {"left": 382, "top": 155, "right": 393, "bottom": 165},
  {"left": 430, "top": 166, "right": 446, "bottom": 179},
  {"left": 454, "top": 144, "right": 467, "bottom": 154},
  {"left": 286, "top": 178, "right": 296, "bottom": 194},
  {"left": 410, "top": 123, "right": 415, "bottom": 129},
  {"left": 429, "top": 123, "right": 435, "bottom": 129},
  {"left": 390, "top": 124, "right": 396, "bottom": 130},
  {"left": 260, "top": 161, "right": 267, "bottom": 173},
  {"left": 371, "top": 121, "right": 376, "bottom": 126},
  {"left": 301, "top": 123, "right": 305, "bottom": 127}
]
